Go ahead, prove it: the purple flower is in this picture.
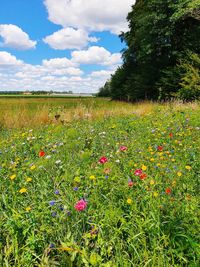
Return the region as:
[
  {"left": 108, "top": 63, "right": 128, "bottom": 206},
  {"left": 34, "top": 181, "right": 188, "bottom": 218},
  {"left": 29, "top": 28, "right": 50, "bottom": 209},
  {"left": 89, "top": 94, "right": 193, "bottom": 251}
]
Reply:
[
  {"left": 49, "top": 243, "right": 55, "bottom": 249},
  {"left": 51, "top": 211, "right": 57, "bottom": 217},
  {"left": 49, "top": 200, "right": 56, "bottom": 206},
  {"left": 54, "top": 190, "right": 60, "bottom": 195},
  {"left": 73, "top": 187, "right": 78, "bottom": 191}
]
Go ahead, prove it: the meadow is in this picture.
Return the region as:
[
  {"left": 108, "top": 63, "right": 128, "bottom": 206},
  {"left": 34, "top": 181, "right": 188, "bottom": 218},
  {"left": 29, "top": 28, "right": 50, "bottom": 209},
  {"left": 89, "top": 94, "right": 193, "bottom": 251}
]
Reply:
[{"left": 0, "top": 97, "right": 199, "bottom": 266}]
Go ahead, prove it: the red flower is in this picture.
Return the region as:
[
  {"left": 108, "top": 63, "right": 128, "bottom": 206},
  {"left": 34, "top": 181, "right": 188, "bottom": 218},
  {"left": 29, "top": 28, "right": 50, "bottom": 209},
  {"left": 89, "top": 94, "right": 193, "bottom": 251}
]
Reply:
[
  {"left": 139, "top": 173, "right": 147, "bottom": 180},
  {"left": 157, "top": 146, "right": 163, "bottom": 151},
  {"left": 74, "top": 199, "right": 87, "bottom": 211},
  {"left": 99, "top": 156, "right": 108, "bottom": 164},
  {"left": 128, "top": 181, "right": 133, "bottom": 187},
  {"left": 120, "top": 146, "right": 127, "bottom": 151},
  {"left": 169, "top": 132, "right": 173, "bottom": 138},
  {"left": 134, "top": 169, "right": 143, "bottom": 176},
  {"left": 165, "top": 188, "right": 171, "bottom": 194},
  {"left": 39, "top": 150, "right": 45, "bottom": 157}
]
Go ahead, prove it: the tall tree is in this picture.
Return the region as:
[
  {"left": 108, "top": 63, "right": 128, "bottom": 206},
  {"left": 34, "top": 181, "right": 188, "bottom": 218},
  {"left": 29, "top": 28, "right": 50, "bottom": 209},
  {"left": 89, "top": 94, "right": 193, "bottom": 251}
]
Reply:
[{"left": 109, "top": 0, "right": 200, "bottom": 101}]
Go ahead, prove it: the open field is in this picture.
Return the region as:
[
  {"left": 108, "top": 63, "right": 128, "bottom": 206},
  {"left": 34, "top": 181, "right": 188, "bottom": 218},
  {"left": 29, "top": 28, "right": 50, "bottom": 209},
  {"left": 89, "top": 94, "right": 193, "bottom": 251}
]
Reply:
[{"left": 0, "top": 98, "right": 200, "bottom": 266}]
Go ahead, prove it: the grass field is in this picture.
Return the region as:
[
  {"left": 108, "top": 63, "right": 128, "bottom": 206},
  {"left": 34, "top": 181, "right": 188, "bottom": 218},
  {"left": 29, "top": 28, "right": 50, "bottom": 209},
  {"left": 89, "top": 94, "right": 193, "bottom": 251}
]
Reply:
[{"left": 0, "top": 98, "right": 199, "bottom": 266}]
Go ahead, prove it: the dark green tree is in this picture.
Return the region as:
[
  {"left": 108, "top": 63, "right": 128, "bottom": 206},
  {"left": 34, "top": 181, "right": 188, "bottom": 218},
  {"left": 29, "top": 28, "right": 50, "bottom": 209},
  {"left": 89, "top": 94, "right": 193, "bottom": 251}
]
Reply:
[{"left": 109, "top": 0, "right": 200, "bottom": 101}]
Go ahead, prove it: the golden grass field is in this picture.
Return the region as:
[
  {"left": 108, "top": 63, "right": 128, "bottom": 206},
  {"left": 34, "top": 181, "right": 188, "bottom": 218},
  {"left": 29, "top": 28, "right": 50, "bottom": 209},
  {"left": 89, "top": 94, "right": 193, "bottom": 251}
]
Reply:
[{"left": 0, "top": 97, "right": 199, "bottom": 129}]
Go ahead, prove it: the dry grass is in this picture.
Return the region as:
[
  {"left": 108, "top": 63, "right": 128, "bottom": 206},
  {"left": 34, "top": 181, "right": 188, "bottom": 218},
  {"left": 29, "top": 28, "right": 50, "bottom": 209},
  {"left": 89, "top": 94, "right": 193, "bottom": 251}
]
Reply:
[{"left": 0, "top": 97, "right": 199, "bottom": 129}]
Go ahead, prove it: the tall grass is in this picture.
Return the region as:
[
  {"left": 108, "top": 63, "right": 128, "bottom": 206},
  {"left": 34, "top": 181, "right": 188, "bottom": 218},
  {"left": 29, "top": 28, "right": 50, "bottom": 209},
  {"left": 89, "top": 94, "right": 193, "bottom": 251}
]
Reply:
[{"left": 0, "top": 97, "right": 199, "bottom": 129}]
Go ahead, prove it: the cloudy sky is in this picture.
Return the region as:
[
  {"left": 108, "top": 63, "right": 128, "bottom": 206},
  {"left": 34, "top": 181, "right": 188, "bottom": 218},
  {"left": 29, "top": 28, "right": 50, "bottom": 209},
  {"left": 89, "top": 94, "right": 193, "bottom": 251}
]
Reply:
[{"left": 0, "top": 0, "right": 134, "bottom": 93}]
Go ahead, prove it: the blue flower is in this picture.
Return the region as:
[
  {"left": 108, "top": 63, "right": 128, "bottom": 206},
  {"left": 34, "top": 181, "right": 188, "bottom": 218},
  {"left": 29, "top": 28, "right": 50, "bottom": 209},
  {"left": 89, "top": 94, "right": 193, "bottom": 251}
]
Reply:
[{"left": 49, "top": 200, "right": 56, "bottom": 206}]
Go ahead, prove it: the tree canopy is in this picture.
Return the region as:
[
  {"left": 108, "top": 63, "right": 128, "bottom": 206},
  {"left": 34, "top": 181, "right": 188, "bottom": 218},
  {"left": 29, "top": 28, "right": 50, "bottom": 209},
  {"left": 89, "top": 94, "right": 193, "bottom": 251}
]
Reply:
[{"left": 98, "top": 0, "right": 200, "bottom": 101}]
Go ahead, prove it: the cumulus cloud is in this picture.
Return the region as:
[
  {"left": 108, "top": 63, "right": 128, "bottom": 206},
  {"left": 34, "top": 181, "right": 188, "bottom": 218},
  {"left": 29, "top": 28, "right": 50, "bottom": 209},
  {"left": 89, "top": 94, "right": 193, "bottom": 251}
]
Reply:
[
  {"left": 0, "top": 49, "right": 121, "bottom": 93},
  {"left": 71, "top": 46, "right": 122, "bottom": 66},
  {"left": 0, "top": 24, "right": 36, "bottom": 50},
  {"left": 44, "top": 0, "right": 134, "bottom": 34},
  {"left": 43, "top": 27, "right": 98, "bottom": 50},
  {"left": 0, "top": 51, "right": 23, "bottom": 65}
]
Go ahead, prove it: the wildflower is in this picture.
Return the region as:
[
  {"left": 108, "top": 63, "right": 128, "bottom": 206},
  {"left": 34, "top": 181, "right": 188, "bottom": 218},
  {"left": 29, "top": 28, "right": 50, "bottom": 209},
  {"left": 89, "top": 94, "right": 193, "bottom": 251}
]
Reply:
[
  {"left": 26, "top": 177, "right": 32, "bottom": 182},
  {"left": 157, "top": 146, "right": 163, "bottom": 151},
  {"left": 54, "top": 190, "right": 60, "bottom": 195},
  {"left": 150, "top": 180, "right": 155, "bottom": 185},
  {"left": 120, "top": 146, "right": 127, "bottom": 151},
  {"left": 55, "top": 160, "right": 61, "bottom": 165},
  {"left": 177, "top": 172, "right": 182, "bottom": 177},
  {"left": 73, "top": 187, "right": 78, "bottom": 191},
  {"left": 141, "top": 165, "right": 147, "bottom": 171},
  {"left": 185, "top": 166, "right": 191, "bottom": 170},
  {"left": 49, "top": 243, "right": 55, "bottom": 249},
  {"left": 104, "top": 168, "right": 111, "bottom": 174},
  {"left": 89, "top": 175, "right": 96, "bottom": 180},
  {"left": 19, "top": 188, "right": 27, "bottom": 194},
  {"left": 140, "top": 173, "right": 147, "bottom": 180},
  {"left": 128, "top": 181, "right": 133, "bottom": 187},
  {"left": 99, "top": 156, "right": 108, "bottom": 164},
  {"left": 10, "top": 174, "right": 16, "bottom": 180},
  {"left": 165, "top": 188, "right": 171, "bottom": 194},
  {"left": 127, "top": 198, "right": 132, "bottom": 204},
  {"left": 134, "top": 169, "right": 142, "bottom": 176},
  {"left": 30, "top": 165, "right": 36, "bottom": 170},
  {"left": 51, "top": 212, "right": 57, "bottom": 217},
  {"left": 169, "top": 132, "right": 173, "bottom": 138},
  {"left": 153, "top": 192, "right": 159, "bottom": 197},
  {"left": 49, "top": 200, "right": 56, "bottom": 206},
  {"left": 39, "top": 150, "right": 45, "bottom": 157},
  {"left": 25, "top": 206, "right": 31, "bottom": 212},
  {"left": 74, "top": 199, "right": 87, "bottom": 211}
]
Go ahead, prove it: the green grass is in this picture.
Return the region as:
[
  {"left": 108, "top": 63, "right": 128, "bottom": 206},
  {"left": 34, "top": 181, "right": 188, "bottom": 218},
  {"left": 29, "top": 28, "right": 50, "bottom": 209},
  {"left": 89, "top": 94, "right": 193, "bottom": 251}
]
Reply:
[{"left": 0, "top": 100, "right": 199, "bottom": 266}]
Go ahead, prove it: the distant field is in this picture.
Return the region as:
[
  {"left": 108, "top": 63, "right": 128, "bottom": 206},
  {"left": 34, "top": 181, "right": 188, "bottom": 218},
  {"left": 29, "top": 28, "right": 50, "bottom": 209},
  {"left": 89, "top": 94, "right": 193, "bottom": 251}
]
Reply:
[{"left": 0, "top": 97, "right": 158, "bottom": 129}]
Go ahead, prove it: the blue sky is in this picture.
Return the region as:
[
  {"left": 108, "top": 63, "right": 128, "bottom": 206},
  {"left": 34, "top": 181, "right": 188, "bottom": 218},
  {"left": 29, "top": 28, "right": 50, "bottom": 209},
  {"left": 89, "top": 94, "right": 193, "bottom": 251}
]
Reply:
[{"left": 0, "top": 0, "right": 134, "bottom": 92}]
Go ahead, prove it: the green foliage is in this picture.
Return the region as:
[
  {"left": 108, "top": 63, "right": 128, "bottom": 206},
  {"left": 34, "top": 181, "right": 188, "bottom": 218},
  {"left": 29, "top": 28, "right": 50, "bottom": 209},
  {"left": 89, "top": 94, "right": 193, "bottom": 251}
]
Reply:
[
  {"left": 97, "top": 81, "right": 111, "bottom": 97},
  {"left": 109, "top": 0, "right": 200, "bottom": 101}
]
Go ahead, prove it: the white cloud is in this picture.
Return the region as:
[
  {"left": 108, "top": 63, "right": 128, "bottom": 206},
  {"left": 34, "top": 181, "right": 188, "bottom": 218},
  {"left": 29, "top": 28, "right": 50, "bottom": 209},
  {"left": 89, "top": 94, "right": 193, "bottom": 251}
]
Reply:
[
  {"left": 90, "top": 70, "right": 113, "bottom": 78},
  {"left": 42, "top": 57, "right": 77, "bottom": 68},
  {"left": 44, "top": 0, "right": 134, "bottom": 34},
  {"left": 0, "top": 24, "right": 36, "bottom": 50},
  {"left": 71, "top": 46, "right": 122, "bottom": 66},
  {"left": 0, "top": 51, "right": 23, "bottom": 65},
  {"left": 43, "top": 27, "right": 98, "bottom": 50},
  {"left": 0, "top": 51, "right": 121, "bottom": 93}
]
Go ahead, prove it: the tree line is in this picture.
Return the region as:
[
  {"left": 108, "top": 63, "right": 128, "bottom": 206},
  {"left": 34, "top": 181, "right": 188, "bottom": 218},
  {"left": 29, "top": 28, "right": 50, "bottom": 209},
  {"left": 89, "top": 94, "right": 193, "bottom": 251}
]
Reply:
[{"left": 98, "top": 0, "right": 200, "bottom": 101}]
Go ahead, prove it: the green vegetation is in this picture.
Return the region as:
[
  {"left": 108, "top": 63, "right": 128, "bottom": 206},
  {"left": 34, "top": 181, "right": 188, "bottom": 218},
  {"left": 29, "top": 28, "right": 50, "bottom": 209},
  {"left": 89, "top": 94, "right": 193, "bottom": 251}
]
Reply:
[
  {"left": 0, "top": 99, "right": 199, "bottom": 266},
  {"left": 98, "top": 0, "right": 200, "bottom": 101}
]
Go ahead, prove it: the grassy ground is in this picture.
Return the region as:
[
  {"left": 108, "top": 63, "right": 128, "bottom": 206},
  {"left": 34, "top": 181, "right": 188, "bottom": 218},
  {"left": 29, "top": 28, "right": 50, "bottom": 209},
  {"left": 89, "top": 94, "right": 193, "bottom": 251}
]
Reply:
[{"left": 0, "top": 98, "right": 199, "bottom": 266}]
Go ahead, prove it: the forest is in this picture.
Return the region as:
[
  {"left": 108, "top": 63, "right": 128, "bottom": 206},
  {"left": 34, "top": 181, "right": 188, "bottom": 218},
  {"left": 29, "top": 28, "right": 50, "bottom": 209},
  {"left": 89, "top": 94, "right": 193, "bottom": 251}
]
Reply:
[{"left": 98, "top": 0, "right": 200, "bottom": 101}]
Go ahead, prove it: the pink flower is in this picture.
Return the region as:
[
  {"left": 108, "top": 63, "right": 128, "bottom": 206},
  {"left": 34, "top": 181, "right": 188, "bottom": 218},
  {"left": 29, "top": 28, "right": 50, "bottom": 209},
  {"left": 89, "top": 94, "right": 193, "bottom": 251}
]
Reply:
[
  {"left": 134, "top": 169, "right": 143, "bottom": 176},
  {"left": 120, "top": 146, "right": 127, "bottom": 151},
  {"left": 128, "top": 181, "right": 133, "bottom": 187},
  {"left": 99, "top": 156, "right": 108, "bottom": 164},
  {"left": 74, "top": 199, "right": 87, "bottom": 211}
]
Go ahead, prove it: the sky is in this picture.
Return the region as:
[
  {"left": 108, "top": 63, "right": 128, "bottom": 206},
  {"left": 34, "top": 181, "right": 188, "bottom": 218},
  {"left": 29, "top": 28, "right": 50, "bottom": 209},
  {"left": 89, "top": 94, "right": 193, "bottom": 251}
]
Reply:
[{"left": 0, "top": 0, "right": 134, "bottom": 93}]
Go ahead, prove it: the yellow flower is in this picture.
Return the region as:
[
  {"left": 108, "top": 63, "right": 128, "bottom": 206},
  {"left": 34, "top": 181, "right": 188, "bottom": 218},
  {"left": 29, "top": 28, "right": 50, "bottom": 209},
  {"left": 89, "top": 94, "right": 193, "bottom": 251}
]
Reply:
[
  {"left": 74, "top": 176, "right": 81, "bottom": 183},
  {"left": 185, "top": 166, "right": 191, "bottom": 170},
  {"left": 150, "top": 180, "right": 155, "bottom": 185},
  {"left": 30, "top": 165, "right": 36, "bottom": 170},
  {"left": 89, "top": 175, "right": 96, "bottom": 180},
  {"left": 10, "top": 174, "right": 16, "bottom": 180},
  {"left": 153, "top": 192, "right": 159, "bottom": 197},
  {"left": 26, "top": 177, "right": 32, "bottom": 182},
  {"left": 127, "top": 198, "right": 132, "bottom": 204},
  {"left": 19, "top": 188, "right": 27, "bottom": 194},
  {"left": 177, "top": 172, "right": 182, "bottom": 177},
  {"left": 25, "top": 207, "right": 31, "bottom": 212},
  {"left": 142, "top": 165, "right": 147, "bottom": 171},
  {"left": 150, "top": 158, "right": 155, "bottom": 162}
]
